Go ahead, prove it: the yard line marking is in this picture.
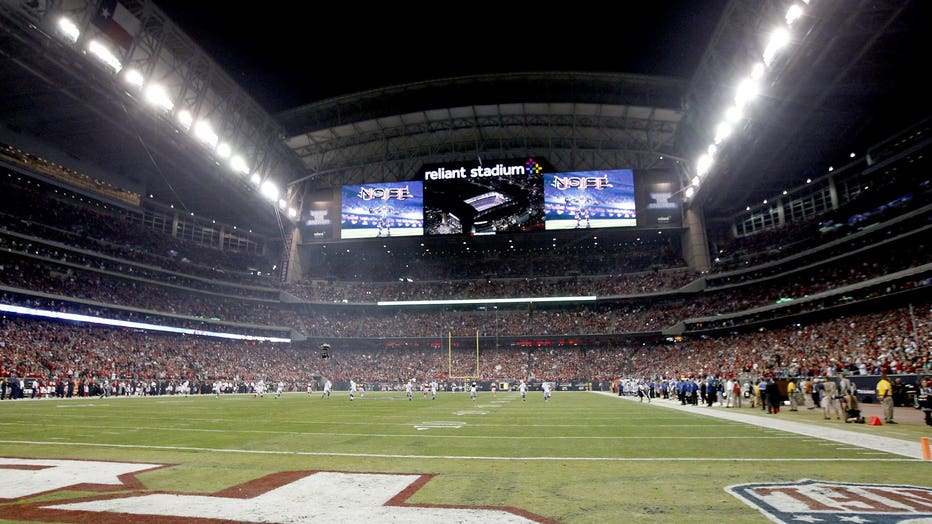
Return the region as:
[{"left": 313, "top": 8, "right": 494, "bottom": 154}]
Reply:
[
  {"left": 0, "top": 426, "right": 801, "bottom": 439},
  {"left": 0, "top": 440, "right": 917, "bottom": 462}
]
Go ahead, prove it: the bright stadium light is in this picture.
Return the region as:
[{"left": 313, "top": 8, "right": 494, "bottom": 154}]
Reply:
[
  {"left": 734, "top": 77, "right": 759, "bottom": 109},
  {"left": 123, "top": 68, "right": 144, "bottom": 88},
  {"left": 749, "top": 62, "right": 766, "bottom": 80},
  {"left": 278, "top": 198, "right": 287, "bottom": 210},
  {"left": 229, "top": 155, "right": 250, "bottom": 175},
  {"left": 287, "top": 207, "right": 297, "bottom": 218},
  {"left": 86, "top": 39, "right": 122, "bottom": 73},
  {"left": 713, "top": 121, "right": 733, "bottom": 144},
  {"left": 176, "top": 109, "right": 193, "bottom": 129},
  {"left": 250, "top": 172, "right": 261, "bottom": 185},
  {"left": 684, "top": 186, "right": 695, "bottom": 199},
  {"left": 57, "top": 17, "right": 80, "bottom": 43},
  {"left": 696, "top": 153, "right": 713, "bottom": 177},
  {"left": 216, "top": 142, "right": 231, "bottom": 159},
  {"left": 785, "top": 4, "right": 804, "bottom": 26},
  {"left": 193, "top": 120, "right": 219, "bottom": 148},
  {"left": 763, "top": 27, "right": 791, "bottom": 67},
  {"left": 144, "top": 83, "right": 173, "bottom": 112},
  {"left": 725, "top": 105, "right": 743, "bottom": 123},
  {"left": 260, "top": 180, "right": 279, "bottom": 201}
]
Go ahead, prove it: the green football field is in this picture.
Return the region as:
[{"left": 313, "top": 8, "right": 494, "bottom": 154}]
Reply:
[{"left": 0, "top": 390, "right": 929, "bottom": 523}]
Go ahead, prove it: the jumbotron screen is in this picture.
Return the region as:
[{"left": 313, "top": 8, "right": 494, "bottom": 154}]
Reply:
[
  {"left": 333, "top": 157, "right": 680, "bottom": 239},
  {"left": 422, "top": 158, "right": 547, "bottom": 236},
  {"left": 340, "top": 182, "right": 424, "bottom": 239},
  {"left": 543, "top": 169, "right": 636, "bottom": 230}
]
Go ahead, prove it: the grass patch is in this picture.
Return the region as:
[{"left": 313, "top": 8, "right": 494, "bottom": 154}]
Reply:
[{"left": 0, "top": 391, "right": 927, "bottom": 523}]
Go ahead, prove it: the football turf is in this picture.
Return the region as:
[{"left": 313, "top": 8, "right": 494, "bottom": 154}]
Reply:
[{"left": 0, "top": 390, "right": 929, "bottom": 523}]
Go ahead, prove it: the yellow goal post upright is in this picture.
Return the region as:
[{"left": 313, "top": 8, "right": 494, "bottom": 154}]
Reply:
[{"left": 446, "top": 330, "right": 480, "bottom": 382}]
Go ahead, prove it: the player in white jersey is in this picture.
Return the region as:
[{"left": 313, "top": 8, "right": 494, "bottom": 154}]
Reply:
[
  {"left": 322, "top": 380, "right": 332, "bottom": 399},
  {"left": 469, "top": 382, "right": 477, "bottom": 401},
  {"left": 405, "top": 380, "right": 414, "bottom": 400},
  {"left": 542, "top": 381, "right": 552, "bottom": 401},
  {"left": 518, "top": 380, "right": 527, "bottom": 401},
  {"left": 349, "top": 379, "right": 357, "bottom": 401},
  {"left": 275, "top": 381, "right": 284, "bottom": 398},
  {"left": 429, "top": 380, "right": 438, "bottom": 400},
  {"left": 254, "top": 379, "right": 265, "bottom": 397}
]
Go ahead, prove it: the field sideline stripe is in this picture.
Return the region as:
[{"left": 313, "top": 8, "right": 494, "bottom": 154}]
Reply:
[
  {"left": 0, "top": 440, "right": 917, "bottom": 462},
  {"left": 598, "top": 392, "right": 925, "bottom": 459},
  {"left": 0, "top": 425, "right": 800, "bottom": 439}
]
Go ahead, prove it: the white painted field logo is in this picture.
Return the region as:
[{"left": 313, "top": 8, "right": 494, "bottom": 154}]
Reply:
[
  {"left": 727, "top": 479, "right": 932, "bottom": 523},
  {"left": 0, "top": 457, "right": 554, "bottom": 523}
]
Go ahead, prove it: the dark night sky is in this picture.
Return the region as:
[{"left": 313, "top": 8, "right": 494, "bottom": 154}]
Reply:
[{"left": 154, "top": 1, "right": 728, "bottom": 114}]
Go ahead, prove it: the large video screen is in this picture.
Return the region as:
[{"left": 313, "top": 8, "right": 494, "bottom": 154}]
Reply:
[
  {"left": 340, "top": 182, "right": 424, "bottom": 238},
  {"left": 422, "top": 158, "right": 547, "bottom": 236},
  {"left": 334, "top": 159, "right": 681, "bottom": 240},
  {"left": 543, "top": 169, "right": 636, "bottom": 230}
]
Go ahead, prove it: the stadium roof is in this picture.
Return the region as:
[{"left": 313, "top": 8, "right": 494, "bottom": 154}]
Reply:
[{"left": 0, "top": 0, "right": 928, "bottom": 236}]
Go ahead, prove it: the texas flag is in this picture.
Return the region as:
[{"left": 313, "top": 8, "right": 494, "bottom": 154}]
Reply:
[{"left": 92, "top": 0, "right": 140, "bottom": 50}]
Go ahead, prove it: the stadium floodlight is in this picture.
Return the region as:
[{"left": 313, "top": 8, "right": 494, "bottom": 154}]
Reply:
[
  {"left": 277, "top": 198, "right": 287, "bottom": 210},
  {"left": 215, "top": 142, "right": 231, "bottom": 159},
  {"left": 725, "top": 105, "right": 743, "bottom": 123},
  {"left": 287, "top": 207, "right": 297, "bottom": 218},
  {"left": 193, "top": 120, "right": 219, "bottom": 148},
  {"left": 734, "top": 77, "right": 759, "bottom": 109},
  {"left": 250, "top": 172, "right": 261, "bottom": 185},
  {"left": 176, "top": 109, "right": 193, "bottom": 129},
  {"left": 123, "top": 68, "right": 144, "bottom": 88},
  {"left": 684, "top": 186, "right": 695, "bottom": 199},
  {"left": 57, "top": 17, "right": 79, "bottom": 43},
  {"left": 763, "top": 27, "right": 790, "bottom": 67},
  {"left": 144, "top": 83, "right": 173, "bottom": 112},
  {"left": 713, "top": 121, "right": 733, "bottom": 144},
  {"left": 696, "top": 153, "right": 713, "bottom": 177},
  {"left": 785, "top": 4, "right": 804, "bottom": 26},
  {"left": 692, "top": 176, "right": 701, "bottom": 187},
  {"left": 229, "top": 155, "right": 250, "bottom": 175},
  {"left": 749, "top": 62, "right": 766, "bottom": 80},
  {"left": 260, "top": 180, "right": 279, "bottom": 201},
  {"left": 86, "top": 39, "right": 122, "bottom": 73}
]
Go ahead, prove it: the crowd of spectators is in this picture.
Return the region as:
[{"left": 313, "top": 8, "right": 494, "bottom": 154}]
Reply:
[
  {"left": 710, "top": 139, "right": 930, "bottom": 272},
  {"left": 1, "top": 138, "right": 930, "bottom": 396},
  {"left": 0, "top": 231, "right": 280, "bottom": 300},
  {"left": 3, "top": 217, "right": 926, "bottom": 338},
  {"left": 284, "top": 267, "right": 696, "bottom": 303},
  {"left": 317, "top": 237, "right": 687, "bottom": 282},
  {"left": 2, "top": 304, "right": 927, "bottom": 396},
  {"left": 0, "top": 171, "right": 278, "bottom": 286}
]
